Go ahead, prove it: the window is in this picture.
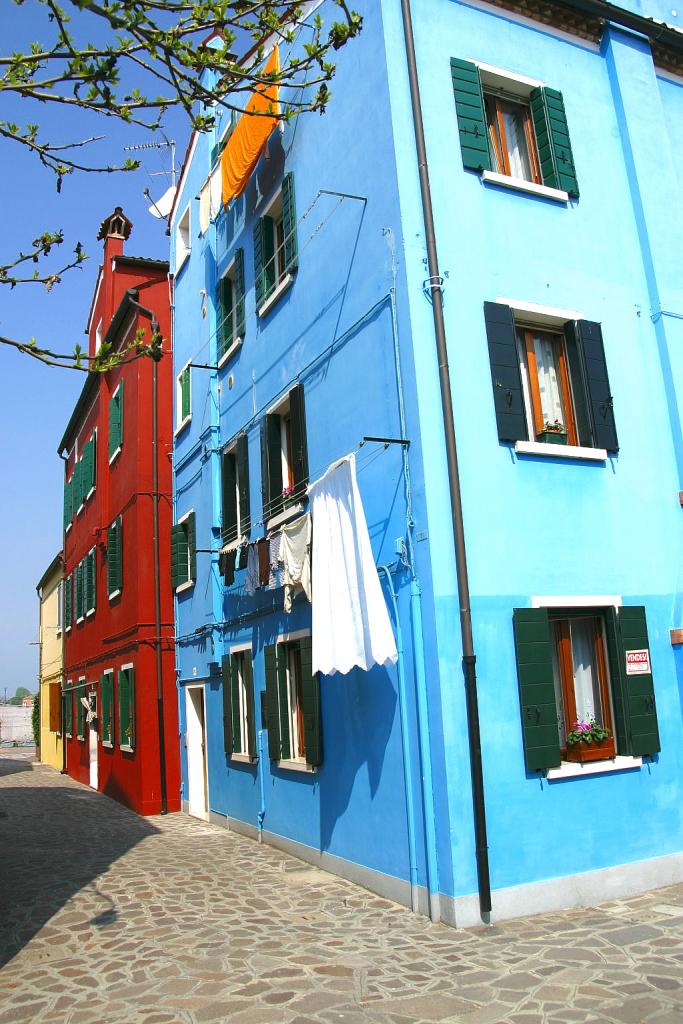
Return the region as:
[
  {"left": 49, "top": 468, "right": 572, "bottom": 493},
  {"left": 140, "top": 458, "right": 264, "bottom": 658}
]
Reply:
[
  {"left": 176, "top": 204, "right": 191, "bottom": 272},
  {"left": 171, "top": 511, "right": 196, "bottom": 591},
  {"left": 217, "top": 249, "right": 245, "bottom": 363},
  {"left": 76, "top": 678, "right": 86, "bottom": 740},
  {"left": 254, "top": 173, "right": 297, "bottom": 315},
  {"left": 64, "top": 680, "right": 73, "bottom": 737},
  {"left": 513, "top": 604, "right": 661, "bottom": 773},
  {"left": 108, "top": 382, "right": 124, "bottom": 463},
  {"left": 49, "top": 683, "right": 61, "bottom": 734},
  {"left": 82, "top": 430, "right": 96, "bottom": 500},
  {"left": 176, "top": 362, "right": 192, "bottom": 433},
  {"left": 64, "top": 574, "right": 72, "bottom": 631},
  {"left": 222, "top": 648, "right": 256, "bottom": 759},
  {"left": 85, "top": 548, "right": 97, "bottom": 617},
  {"left": 484, "top": 302, "right": 618, "bottom": 454},
  {"left": 222, "top": 434, "right": 250, "bottom": 545},
  {"left": 118, "top": 665, "right": 135, "bottom": 750},
  {"left": 261, "top": 383, "right": 308, "bottom": 526},
  {"left": 450, "top": 58, "right": 579, "bottom": 198},
  {"left": 264, "top": 635, "right": 321, "bottom": 768},
  {"left": 75, "top": 560, "right": 85, "bottom": 623},
  {"left": 101, "top": 670, "right": 114, "bottom": 747},
  {"left": 63, "top": 468, "right": 74, "bottom": 532},
  {"left": 107, "top": 516, "right": 123, "bottom": 599}
]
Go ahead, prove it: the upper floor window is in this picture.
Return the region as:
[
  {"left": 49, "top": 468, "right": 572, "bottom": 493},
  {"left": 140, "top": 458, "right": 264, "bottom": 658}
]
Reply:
[
  {"left": 222, "top": 433, "right": 250, "bottom": 545},
  {"left": 217, "top": 249, "right": 245, "bottom": 364},
  {"left": 261, "top": 383, "right": 308, "bottom": 527},
  {"left": 176, "top": 362, "right": 192, "bottom": 433},
  {"left": 450, "top": 58, "right": 579, "bottom": 199},
  {"left": 171, "top": 510, "right": 196, "bottom": 592},
  {"left": 108, "top": 382, "right": 124, "bottom": 463},
  {"left": 176, "top": 204, "right": 191, "bottom": 272},
  {"left": 264, "top": 635, "right": 321, "bottom": 770},
  {"left": 107, "top": 515, "right": 123, "bottom": 599},
  {"left": 254, "top": 173, "right": 297, "bottom": 316}
]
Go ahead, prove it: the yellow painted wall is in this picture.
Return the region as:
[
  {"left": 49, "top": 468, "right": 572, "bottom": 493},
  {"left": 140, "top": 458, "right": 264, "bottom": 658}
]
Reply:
[{"left": 38, "top": 560, "right": 63, "bottom": 770}]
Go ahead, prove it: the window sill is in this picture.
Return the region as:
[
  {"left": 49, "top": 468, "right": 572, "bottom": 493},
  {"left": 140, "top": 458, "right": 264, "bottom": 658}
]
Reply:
[
  {"left": 175, "top": 415, "right": 192, "bottom": 437},
  {"left": 77, "top": 734, "right": 85, "bottom": 742},
  {"left": 481, "top": 171, "right": 570, "bottom": 204},
  {"left": 65, "top": 523, "right": 72, "bottom": 534},
  {"left": 277, "top": 758, "right": 317, "bottom": 774},
  {"left": 257, "top": 273, "right": 294, "bottom": 318},
  {"left": 76, "top": 617, "right": 84, "bottom": 625},
  {"left": 546, "top": 756, "right": 642, "bottom": 781},
  {"left": 175, "top": 250, "right": 190, "bottom": 275},
  {"left": 218, "top": 337, "right": 243, "bottom": 369},
  {"left": 108, "top": 589, "right": 121, "bottom": 602},
  {"left": 230, "top": 752, "right": 257, "bottom": 765},
  {"left": 65, "top": 626, "right": 72, "bottom": 634},
  {"left": 176, "top": 580, "right": 194, "bottom": 595},
  {"left": 514, "top": 441, "right": 608, "bottom": 462},
  {"left": 267, "top": 503, "right": 305, "bottom": 532},
  {"left": 86, "top": 609, "right": 95, "bottom": 619},
  {"left": 120, "top": 744, "right": 135, "bottom": 753},
  {"left": 108, "top": 446, "right": 122, "bottom": 467},
  {"left": 87, "top": 487, "right": 95, "bottom": 501},
  {"left": 102, "top": 741, "right": 113, "bottom": 749}
]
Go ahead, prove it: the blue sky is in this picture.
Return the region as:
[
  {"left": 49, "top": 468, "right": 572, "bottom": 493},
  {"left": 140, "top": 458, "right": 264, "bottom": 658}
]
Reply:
[{"left": 0, "top": 2, "right": 188, "bottom": 692}]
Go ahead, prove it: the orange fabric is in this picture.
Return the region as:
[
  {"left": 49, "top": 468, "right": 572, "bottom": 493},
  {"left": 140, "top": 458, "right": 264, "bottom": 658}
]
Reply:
[{"left": 221, "top": 47, "right": 280, "bottom": 207}]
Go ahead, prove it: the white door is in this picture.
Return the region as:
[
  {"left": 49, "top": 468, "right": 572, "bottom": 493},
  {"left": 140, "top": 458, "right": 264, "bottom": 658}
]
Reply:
[
  {"left": 88, "top": 693, "right": 98, "bottom": 790},
  {"left": 186, "top": 686, "right": 208, "bottom": 820}
]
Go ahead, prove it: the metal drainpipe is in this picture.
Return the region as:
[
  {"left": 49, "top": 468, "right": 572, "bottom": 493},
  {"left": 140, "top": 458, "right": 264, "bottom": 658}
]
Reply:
[{"left": 400, "top": 0, "right": 492, "bottom": 917}]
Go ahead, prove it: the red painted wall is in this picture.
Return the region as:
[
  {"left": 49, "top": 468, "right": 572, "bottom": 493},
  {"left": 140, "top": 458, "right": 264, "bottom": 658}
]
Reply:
[{"left": 62, "top": 216, "right": 178, "bottom": 815}]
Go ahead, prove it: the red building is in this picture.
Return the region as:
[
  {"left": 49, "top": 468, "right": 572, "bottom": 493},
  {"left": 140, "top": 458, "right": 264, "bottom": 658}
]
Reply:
[{"left": 59, "top": 207, "right": 179, "bottom": 815}]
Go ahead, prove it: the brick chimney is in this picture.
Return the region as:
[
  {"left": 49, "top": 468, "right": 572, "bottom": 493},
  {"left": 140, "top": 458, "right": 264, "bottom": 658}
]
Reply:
[{"left": 96, "top": 207, "right": 133, "bottom": 348}]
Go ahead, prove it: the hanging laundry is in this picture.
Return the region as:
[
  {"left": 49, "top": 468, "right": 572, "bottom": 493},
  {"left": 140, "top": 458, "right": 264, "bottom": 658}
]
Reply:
[
  {"left": 218, "top": 546, "right": 236, "bottom": 587},
  {"left": 268, "top": 531, "right": 282, "bottom": 589},
  {"left": 199, "top": 179, "right": 211, "bottom": 235},
  {"left": 209, "top": 164, "right": 222, "bottom": 221},
  {"left": 307, "top": 453, "right": 397, "bottom": 676},
  {"left": 257, "top": 538, "right": 270, "bottom": 587},
  {"left": 280, "top": 514, "right": 311, "bottom": 613},
  {"left": 245, "top": 543, "right": 260, "bottom": 597},
  {"left": 237, "top": 540, "right": 249, "bottom": 571}
]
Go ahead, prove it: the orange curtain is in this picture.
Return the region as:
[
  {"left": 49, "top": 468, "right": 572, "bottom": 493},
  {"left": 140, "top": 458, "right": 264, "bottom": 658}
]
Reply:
[{"left": 221, "top": 47, "right": 280, "bottom": 207}]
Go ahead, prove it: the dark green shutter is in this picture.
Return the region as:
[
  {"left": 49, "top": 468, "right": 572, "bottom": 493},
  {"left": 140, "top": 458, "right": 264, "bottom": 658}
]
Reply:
[
  {"left": 574, "top": 320, "right": 618, "bottom": 453},
  {"left": 101, "top": 674, "right": 112, "bottom": 744},
  {"left": 171, "top": 523, "right": 188, "bottom": 589},
  {"left": 63, "top": 474, "right": 72, "bottom": 531},
  {"left": 234, "top": 248, "right": 246, "bottom": 340},
  {"left": 119, "top": 667, "right": 135, "bottom": 749},
  {"left": 236, "top": 433, "right": 251, "bottom": 537},
  {"left": 513, "top": 608, "right": 561, "bottom": 771},
  {"left": 64, "top": 685, "right": 73, "bottom": 735},
  {"left": 276, "top": 644, "right": 291, "bottom": 761},
  {"left": 243, "top": 656, "right": 256, "bottom": 758},
  {"left": 253, "top": 218, "right": 265, "bottom": 310},
  {"left": 299, "top": 637, "right": 322, "bottom": 767},
  {"left": 282, "top": 173, "right": 297, "bottom": 273},
  {"left": 604, "top": 607, "right": 630, "bottom": 755},
  {"left": 187, "top": 512, "right": 197, "bottom": 581},
  {"left": 89, "top": 433, "right": 97, "bottom": 494},
  {"left": 450, "top": 58, "right": 492, "bottom": 172},
  {"left": 261, "top": 415, "right": 283, "bottom": 522},
  {"left": 262, "top": 216, "right": 276, "bottom": 301},
  {"left": 530, "top": 87, "right": 579, "bottom": 197},
  {"left": 107, "top": 517, "right": 122, "bottom": 596},
  {"left": 76, "top": 561, "right": 84, "bottom": 620},
  {"left": 109, "top": 387, "right": 122, "bottom": 458},
  {"left": 65, "top": 574, "right": 72, "bottom": 628},
  {"left": 264, "top": 644, "right": 282, "bottom": 760},
  {"left": 181, "top": 368, "right": 191, "bottom": 422},
  {"left": 289, "top": 383, "right": 308, "bottom": 496},
  {"left": 619, "top": 606, "right": 661, "bottom": 757},
  {"left": 222, "top": 654, "right": 233, "bottom": 754},
  {"left": 217, "top": 275, "right": 234, "bottom": 358},
  {"left": 86, "top": 549, "right": 96, "bottom": 613},
  {"left": 74, "top": 458, "right": 82, "bottom": 511},
  {"left": 77, "top": 681, "right": 85, "bottom": 738},
  {"left": 563, "top": 322, "right": 592, "bottom": 448},
  {"left": 118, "top": 382, "right": 124, "bottom": 450},
  {"left": 222, "top": 451, "right": 238, "bottom": 543},
  {"left": 83, "top": 437, "right": 94, "bottom": 497},
  {"left": 231, "top": 654, "right": 241, "bottom": 753},
  {"left": 484, "top": 302, "right": 527, "bottom": 443}
]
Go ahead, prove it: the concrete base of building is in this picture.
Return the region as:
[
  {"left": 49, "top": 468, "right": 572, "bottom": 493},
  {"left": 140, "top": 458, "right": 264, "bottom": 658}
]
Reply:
[{"left": 191, "top": 806, "right": 683, "bottom": 929}]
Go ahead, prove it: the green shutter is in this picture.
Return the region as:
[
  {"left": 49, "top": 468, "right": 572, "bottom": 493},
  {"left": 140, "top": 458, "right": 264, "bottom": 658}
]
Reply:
[
  {"left": 108, "top": 518, "right": 122, "bottom": 596},
  {"left": 261, "top": 413, "right": 283, "bottom": 521},
  {"left": 234, "top": 248, "right": 246, "bottom": 340},
  {"left": 299, "top": 637, "right": 322, "bottom": 767},
  {"left": 217, "top": 275, "right": 234, "bottom": 358},
  {"left": 222, "top": 654, "right": 233, "bottom": 754},
  {"left": 171, "top": 523, "right": 189, "bottom": 589},
  {"left": 563, "top": 322, "right": 592, "bottom": 448},
  {"left": 604, "top": 607, "right": 631, "bottom": 755},
  {"left": 277, "top": 643, "right": 291, "bottom": 761},
  {"left": 118, "top": 667, "right": 135, "bottom": 749},
  {"left": 109, "top": 390, "right": 120, "bottom": 458},
  {"left": 187, "top": 512, "right": 197, "bottom": 582},
  {"left": 450, "top": 58, "right": 492, "bottom": 172},
  {"left": 619, "top": 606, "right": 661, "bottom": 757},
  {"left": 575, "top": 320, "right": 618, "bottom": 453},
  {"left": 236, "top": 432, "right": 250, "bottom": 537},
  {"left": 180, "top": 368, "right": 191, "bottom": 422},
  {"left": 77, "top": 682, "right": 85, "bottom": 738},
  {"left": 83, "top": 437, "right": 94, "bottom": 498},
  {"left": 74, "top": 458, "right": 82, "bottom": 511},
  {"left": 65, "top": 573, "right": 72, "bottom": 628},
  {"left": 86, "top": 549, "right": 96, "bottom": 613},
  {"left": 512, "top": 608, "right": 561, "bottom": 771},
  {"left": 282, "top": 173, "right": 297, "bottom": 273},
  {"left": 243, "top": 655, "right": 256, "bottom": 758},
  {"left": 484, "top": 302, "right": 528, "bottom": 443},
  {"left": 64, "top": 684, "right": 73, "bottom": 736},
  {"left": 289, "top": 383, "right": 308, "bottom": 496},
  {"left": 63, "top": 474, "right": 73, "bottom": 531},
  {"left": 530, "top": 87, "right": 579, "bottom": 197},
  {"left": 264, "top": 644, "right": 281, "bottom": 760},
  {"left": 231, "top": 654, "right": 241, "bottom": 754},
  {"left": 262, "top": 216, "right": 276, "bottom": 302},
  {"left": 101, "top": 673, "right": 112, "bottom": 744},
  {"left": 222, "top": 451, "right": 238, "bottom": 543},
  {"left": 76, "top": 561, "right": 84, "bottom": 620},
  {"left": 253, "top": 218, "right": 265, "bottom": 310}
]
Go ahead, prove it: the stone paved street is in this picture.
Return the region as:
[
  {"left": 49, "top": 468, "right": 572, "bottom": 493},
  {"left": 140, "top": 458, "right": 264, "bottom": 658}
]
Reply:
[{"left": 1, "top": 753, "right": 683, "bottom": 1024}]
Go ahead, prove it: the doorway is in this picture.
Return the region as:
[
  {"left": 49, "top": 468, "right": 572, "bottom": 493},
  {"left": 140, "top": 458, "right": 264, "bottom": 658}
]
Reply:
[
  {"left": 88, "top": 691, "right": 98, "bottom": 790},
  {"left": 186, "top": 686, "right": 208, "bottom": 820}
]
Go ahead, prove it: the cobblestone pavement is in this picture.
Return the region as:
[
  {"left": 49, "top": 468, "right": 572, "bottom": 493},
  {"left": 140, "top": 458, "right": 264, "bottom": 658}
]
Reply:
[{"left": 1, "top": 756, "right": 683, "bottom": 1024}]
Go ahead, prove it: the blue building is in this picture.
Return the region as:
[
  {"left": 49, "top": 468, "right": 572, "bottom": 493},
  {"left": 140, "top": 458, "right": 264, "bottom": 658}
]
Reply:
[{"left": 169, "top": 0, "right": 683, "bottom": 926}]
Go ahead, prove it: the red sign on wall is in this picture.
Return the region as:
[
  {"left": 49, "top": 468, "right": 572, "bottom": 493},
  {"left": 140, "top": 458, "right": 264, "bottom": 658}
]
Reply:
[{"left": 625, "top": 649, "right": 651, "bottom": 675}]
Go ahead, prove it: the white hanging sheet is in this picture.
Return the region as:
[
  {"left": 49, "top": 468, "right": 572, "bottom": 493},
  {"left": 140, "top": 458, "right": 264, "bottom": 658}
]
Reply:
[
  {"left": 307, "top": 453, "right": 397, "bottom": 676},
  {"left": 199, "top": 179, "right": 211, "bottom": 235}
]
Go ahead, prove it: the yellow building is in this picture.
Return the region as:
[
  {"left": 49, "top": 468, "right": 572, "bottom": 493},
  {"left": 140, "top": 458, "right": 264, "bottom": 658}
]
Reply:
[{"left": 37, "top": 553, "right": 63, "bottom": 770}]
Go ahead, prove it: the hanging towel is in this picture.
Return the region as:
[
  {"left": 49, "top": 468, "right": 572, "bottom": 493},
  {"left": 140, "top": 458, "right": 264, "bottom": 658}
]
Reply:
[
  {"left": 199, "top": 179, "right": 211, "bottom": 235},
  {"left": 268, "top": 531, "right": 282, "bottom": 589},
  {"left": 257, "top": 538, "right": 270, "bottom": 586},
  {"left": 209, "top": 164, "right": 222, "bottom": 221},
  {"left": 245, "top": 544, "right": 260, "bottom": 596},
  {"left": 280, "top": 513, "right": 311, "bottom": 613},
  {"left": 307, "top": 453, "right": 397, "bottom": 676},
  {"left": 237, "top": 540, "right": 249, "bottom": 571}
]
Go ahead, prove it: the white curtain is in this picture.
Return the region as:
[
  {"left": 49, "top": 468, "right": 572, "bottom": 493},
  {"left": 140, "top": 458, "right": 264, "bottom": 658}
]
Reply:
[
  {"left": 502, "top": 107, "right": 532, "bottom": 181},
  {"left": 533, "top": 333, "right": 565, "bottom": 427},
  {"left": 570, "top": 619, "right": 602, "bottom": 724}
]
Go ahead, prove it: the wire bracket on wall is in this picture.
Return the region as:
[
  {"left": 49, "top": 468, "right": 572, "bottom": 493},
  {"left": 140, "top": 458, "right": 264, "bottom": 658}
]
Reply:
[{"left": 360, "top": 435, "right": 410, "bottom": 448}]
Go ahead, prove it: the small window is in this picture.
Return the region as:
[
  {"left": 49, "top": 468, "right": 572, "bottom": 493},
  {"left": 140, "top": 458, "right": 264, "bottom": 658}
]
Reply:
[
  {"left": 222, "top": 434, "right": 250, "bottom": 545},
  {"left": 222, "top": 649, "right": 256, "bottom": 759},
  {"left": 483, "top": 92, "right": 540, "bottom": 185},
  {"left": 107, "top": 516, "right": 123, "bottom": 599},
  {"left": 516, "top": 325, "right": 577, "bottom": 446},
  {"left": 101, "top": 670, "right": 114, "bottom": 747},
  {"left": 176, "top": 204, "right": 191, "bottom": 272},
  {"left": 171, "top": 511, "right": 196, "bottom": 591},
  {"left": 176, "top": 362, "right": 192, "bottom": 433},
  {"left": 76, "top": 678, "right": 86, "bottom": 740},
  {"left": 63, "top": 469, "right": 74, "bottom": 532},
  {"left": 64, "top": 680, "right": 73, "bottom": 737},
  {"left": 254, "top": 173, "right": 297, "bottom": 315},
  {"left": 85, "top": 548, "right": 97, "bottom": 617},
  {"left": 217, "top": 249, "right": 245, "bottom": 364},
  {"left": 56, "top": 581, "right": 63, "bottom": 635},
  {"left": 549, "top": 613, "right": 616, "bottom": 757},
  {"left": 118, "top": 665, "right": 135, "bottom": 751},
  {"left": 75, "top": 559, "right": 85, "bottom": 623},
  {"left": 264, "top": 636, "right": 321, "bottom": 768},
  {"left": 261, "top": 383, "right": 308, "bottom": 526},
  {"left": 64, "top": 574, "right": 73, "bottom": 632},
  {"left": 108, "top": 382, "right": 124, "bottom": 463}
]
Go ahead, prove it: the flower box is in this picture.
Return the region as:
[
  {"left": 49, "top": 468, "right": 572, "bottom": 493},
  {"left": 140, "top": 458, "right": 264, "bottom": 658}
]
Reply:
[
  {"left": 565, "top": 740, "right": 611, "bottom": 764},
  {"left": 538, "top": 430, "right": 568, "bottom": 446}
]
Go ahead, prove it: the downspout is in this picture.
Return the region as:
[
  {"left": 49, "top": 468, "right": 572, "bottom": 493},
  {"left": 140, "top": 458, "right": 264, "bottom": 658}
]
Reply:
[
  {"left": 257, "top": 729, "right": 267, "bottom": 840},
  {"left": 400, "top": 0, "right": 492, "bottom": 917}
]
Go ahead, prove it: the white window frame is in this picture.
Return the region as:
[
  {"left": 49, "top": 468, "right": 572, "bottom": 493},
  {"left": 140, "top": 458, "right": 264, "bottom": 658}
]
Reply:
[
  {"left": 175, "top": 203, "right": 191, "bottom": 273},
  {"left": 175, "top": 360, "right": 192, "bottom": 435},
  {"left": 176, "top": 510, "right": 195, "bottom": 594},
  {"left": 256, "top": 187, "right": 294, "bottom": 318},
  {"left": 275, "top": 629, "right": 315, "bottom": 773},
  {"left": 76, "top": 675, "right": 87, "bottom": 740},
  {"left": 119, "top": 661, "right": 135, "bottom": 752},
  {"left": 217, "top": 254, "right": 243, "bottom": 368},
  {"left": 229, "top": 643, "right": 254, "bottom": 762},
  {"left": 65, "top": 678, "right": 73, "bottom": 737},
  {"left": 102, "top": 669, "right": 114, "bottom": 748},
  {"left": 108, "top": 383, "right": 123, "bottom": 466}
]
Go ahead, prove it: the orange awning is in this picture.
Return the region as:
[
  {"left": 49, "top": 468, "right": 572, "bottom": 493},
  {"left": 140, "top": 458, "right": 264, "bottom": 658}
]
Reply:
[{"left": 221, "top": 47, "right": 280, "bottom": 207}]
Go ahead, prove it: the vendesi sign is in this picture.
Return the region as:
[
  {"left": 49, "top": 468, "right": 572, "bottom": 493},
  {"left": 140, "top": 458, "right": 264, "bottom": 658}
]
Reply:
[{"left": 626, "top": 649, "right": 651, "bottom": 675}]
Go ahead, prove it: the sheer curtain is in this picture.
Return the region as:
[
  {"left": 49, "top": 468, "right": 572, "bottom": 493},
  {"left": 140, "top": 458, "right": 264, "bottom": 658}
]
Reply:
[
  {"left": 501, "top": 103, "right": 532, "bottom": 180},
  {"left": 570, "top": 618, "right": 602, "bottom": 724},
  {"left": 533, "top": 332, "right": 565, "bottom": 428}
]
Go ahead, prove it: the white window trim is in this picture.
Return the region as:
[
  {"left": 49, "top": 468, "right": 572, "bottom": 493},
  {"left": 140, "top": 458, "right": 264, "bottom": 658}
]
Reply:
[
  {"left": 531, "top": 595, "right": 622, "bottom": 609},
  {"left": 175, "top": 202, "right": 191, "bottom": 273},
  {"left": 120, "top": 745, "right": 134, "bottom": 753},
  {"left": 175, "top": 360, "right": 192, "bottom": 435},
  {"left": 481, "top": 171, "right": 569, "bottom": 204},
  {"left": 230, "top": 642, "right": 252, "bottom": 655},
  {"left": 119, "top": 662, "right": 135, "bottom": 752},
  {"left": 102, "top": 669, "right": 114, "bottom": 747},
  {"left": 176, "top": 580, "right": 194, "bottom": 595},
  {"left": 257, "top": 272, "right": 294, "bottom": 319},
  {"left": 108, "top": 383, "right": 123, "bottom": 466},
  {"left": 273, "top": 630, "right": 313, "bottom": 770},
  {"left": 108, "top": 588, "right": 121, "bottom": 602},
  {"left": 218, "top": 337, "right": 243, "bottom": 369},
  {"left": 277, "top": 759, "right": 317, "bottom": 774},
  {"left": 86, "top": 428, "right": 97, "bottom": 501},
  {"left": 231, "top": 752, "right": 255, "bottom": 765},
  {"left": 228, "top": 645, "right": 255, "bottom": 761},
  {"left": 175, "top": 510, "right": 195, "bottom": 592},
  {"left": 515, "top": 441, "right": 607, "bottom": 462},
  {"left": 267, "top": 503, "right": 304, "bottom": 533},
  {"left": 469, "top": 59, "right": 545, "bottom": 92},
  {"left": 546, "top": 756, "right": 642, "bottom": 781}
]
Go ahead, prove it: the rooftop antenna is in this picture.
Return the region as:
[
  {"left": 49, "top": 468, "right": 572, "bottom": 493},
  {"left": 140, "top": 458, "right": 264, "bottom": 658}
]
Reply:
[
  {"left": 125, "top": 136, "right": 177, "bottom": 231},
  {"left": 124, "top": 135, "right": 176, "bottom": 186}
]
